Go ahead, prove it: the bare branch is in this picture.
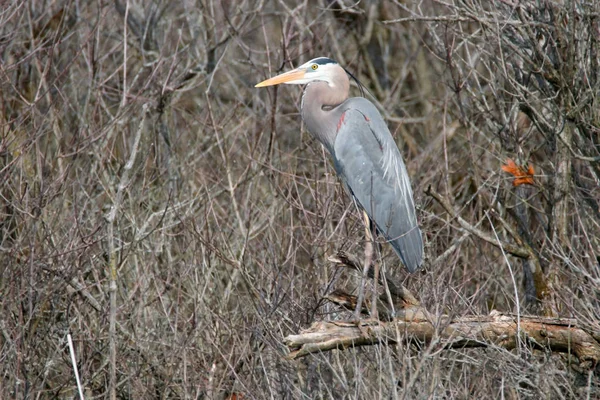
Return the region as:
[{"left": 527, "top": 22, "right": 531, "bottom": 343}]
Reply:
[
  {"left": 328, "top": 251, "right": 420, "bottom": 307},
  {"left": 425, "top": 186, "right": 531, "bottom": 258},
  {"left": 284, "top": 313, "right": 600, "bottom": 366}
]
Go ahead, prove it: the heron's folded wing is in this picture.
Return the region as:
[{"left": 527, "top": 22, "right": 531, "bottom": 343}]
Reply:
[{"left": 333, "top": 104, "right": 423, "bottom": 272}]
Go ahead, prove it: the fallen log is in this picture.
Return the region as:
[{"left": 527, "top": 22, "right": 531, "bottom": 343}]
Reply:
[
  {"left": 309, "top": 252, "right": 600, "bottom": 369},
  {"left": 284, "top": 310, "right": 600, "bottom": 369}
]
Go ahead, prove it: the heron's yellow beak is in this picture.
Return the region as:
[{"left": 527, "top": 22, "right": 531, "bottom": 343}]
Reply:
[{"left": 255, "top": 68, "right": 305, "bottom": 87}]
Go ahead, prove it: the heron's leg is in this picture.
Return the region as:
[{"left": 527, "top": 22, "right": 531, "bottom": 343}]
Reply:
[
  {"left": 354, "top": 211, "right": 376, "bottom": 320},
  {"left": 366, "top": 214, "right": 380, "bottom": 320},
  {"left": 370, "top": 259, "right": 380, "bottom": 319}
]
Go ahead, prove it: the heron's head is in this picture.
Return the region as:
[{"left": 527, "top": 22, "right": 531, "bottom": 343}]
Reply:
[{"left": 255, "top": 57, "right": 342, "bottom": 87}]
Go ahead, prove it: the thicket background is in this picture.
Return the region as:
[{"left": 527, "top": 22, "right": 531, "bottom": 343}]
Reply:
[{"left": 1, "top": 0, "right": 599, "bottom": 398}]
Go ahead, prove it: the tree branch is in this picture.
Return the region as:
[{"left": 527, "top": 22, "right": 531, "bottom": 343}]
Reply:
[
  {"left": 425, "top": 186, "right": 531, "bottom": 258},
  {"left": 328, "top": 251, "right": 420, "bottom": 308},
  {"left": 426, "top": 186, "right": 556, "bottom": 315},
  {"left": 284, "top": 312, "right": 600, "bottom": 368}
]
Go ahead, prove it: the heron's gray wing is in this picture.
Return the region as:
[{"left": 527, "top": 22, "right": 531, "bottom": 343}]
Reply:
[{"left": 333, "top": 99, "right": 423, "bottom": 272}]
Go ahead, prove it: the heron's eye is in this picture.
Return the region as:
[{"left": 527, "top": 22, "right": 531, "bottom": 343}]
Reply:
[{"left": 311, "top": 64, "right": 318, "bottom": 70}]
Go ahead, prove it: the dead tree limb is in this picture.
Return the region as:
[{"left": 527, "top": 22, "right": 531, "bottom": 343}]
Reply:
[
  {"left": 284, "top": 311, "right": 600, "bottom": 368},
  {"left": 328, "top": 251, "right": 420, "bottom": 308},
  {"left": 316, "top": 251, "right": 594, "bottom": 368}
]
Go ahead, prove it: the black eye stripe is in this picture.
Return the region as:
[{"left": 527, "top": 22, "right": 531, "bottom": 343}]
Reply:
[{"left": 311, "top": 57, "right": 336, "bottom": 65}]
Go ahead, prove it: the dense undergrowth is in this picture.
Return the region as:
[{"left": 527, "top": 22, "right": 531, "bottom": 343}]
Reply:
[{"left": 1, "top": 1, "right": 599, "bottom": 398}]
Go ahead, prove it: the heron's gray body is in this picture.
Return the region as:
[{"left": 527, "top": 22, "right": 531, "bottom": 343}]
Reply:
[
  {"left": 333, "top": 101, "right": 423, "bottom": 272},
  {"left": 301, "top": 78, "right": 423, "bottom": 272},
  {"left": 257, "top": 57, "right": 423, "bottom": 272}
]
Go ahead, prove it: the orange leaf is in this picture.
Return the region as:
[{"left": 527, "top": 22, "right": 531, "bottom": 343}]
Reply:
[{"left": 501, "top": 158, "right": 535, "bottom": 186}]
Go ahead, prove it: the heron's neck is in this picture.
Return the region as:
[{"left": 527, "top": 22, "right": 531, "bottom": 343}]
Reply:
[{"left": 301, "top": 76, "right": 349, "bottom": 153}]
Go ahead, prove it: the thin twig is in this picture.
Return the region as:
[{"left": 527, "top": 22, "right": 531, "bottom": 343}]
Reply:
[
  {"left": 106, "top": 104, "right": 149, "bottom": 400},
  {"left": 486, "top": 213, "right": 522, "bottom": 353},
  {"left": 67, "top": 333, "right": 85, "bottom": 400},
  {"left": 328, "top": 251, "right": 420, "bottom": 308},
  {"left": 425, "top": 186, "right": 530, "bottom": 258}
]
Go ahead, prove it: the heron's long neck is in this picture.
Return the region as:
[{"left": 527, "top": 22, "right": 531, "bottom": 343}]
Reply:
[{"left": 301, "top": 76, "right": 349, "bottom": 153}]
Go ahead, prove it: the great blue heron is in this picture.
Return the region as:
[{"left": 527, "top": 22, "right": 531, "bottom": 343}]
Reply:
[{"left": 256, "top": 57, "right": 423, "bottom": 273}]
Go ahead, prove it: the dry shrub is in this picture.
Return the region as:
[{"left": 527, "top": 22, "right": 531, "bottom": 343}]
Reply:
[{"left": 0, "top": 0, "right": 598, "bottom": 398}]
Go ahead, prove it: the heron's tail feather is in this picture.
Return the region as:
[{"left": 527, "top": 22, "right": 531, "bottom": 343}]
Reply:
[{"left": 388, "top": 227, "right": 423, "bottom": 273}]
